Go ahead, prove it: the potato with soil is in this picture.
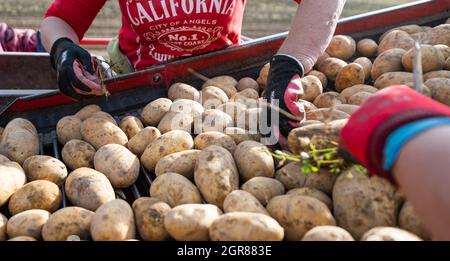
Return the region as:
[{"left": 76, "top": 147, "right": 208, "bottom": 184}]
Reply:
[
  {"left": 89, "top": 111, "right": 117, "bottom": 125},
  {"left": 357, "top": 38, "right": 378, "bottom": 57},
  {"left": 94, "top": 144, "right": 139, "bottom": 188},
  {"left": 7, "top": 209, "right": 50, "bottom": 240},
  {"left": 434, "top": 44, "right": 450, "bottom": 59},
  {"left": 56, "top": 116, "right": 83, "bottom": 145},
  {"left": 306, "top": 108, "right": 349, "bottom": 122},
  {"left": 371, "top": 48, "right": 406, "bottom": 80},
  {"left": 90, "top": 199, "right": 136, "bottom": 241},
  {"left": 42, "top": 207, "right": 95, "bottom": 241},
  {"left": 340, "top": 84, "right": 378, "bottom": 100},
  {"left": 202, "top": 75, "right": 238, "bottom": 98},
  {"left": 194, "top": 131, "right": 236, "bottom": 153},
  {"left": 361, "top": 227, "right": 422, "bottom": 241},
  {"left": 425, "top": 24, "right": 450, "bottom": 46},
  {"left": 425, "top": 78, "right": 450, "bottom": 106},
  {"left": 158, "top": 99, "right": 204, "bottom": 133},
  {"left": 374, "top": 72, "right": 414, "bottom": 89},
  {"left": 126, "top": 127, "right": 161, "bottom": 157},
  {"left": 378, "top": 30, "right": 415, "bottom": 54},
  {"left": 0, "top": 161, "right": 26, "bottom": 207},
  {"left": 164, "top": 204, "right": 222, "bottom": 241},
  {"left": 237, "top": 77, "right": 260, "bottom": 93},
  {"left": 0, "top": 213, "right": 7, "bottom": 241},
  {"left": 8, "top": 180, "right": 61, "bottom": 215},
  {"left": 150, "top": 173, "right": 202, "bottom": 207},
  {"left": 210, "top": 212, "right": 284, "bottom": 241},
  {"left": 326, "top": 35, "right": 356, "bottom": 60},
  {"left": 141, "top": 130, "right": 194, "bottom": 171},
  {"left": 61, "top": 139, "right": 95, "bottom": 170},
  {"left": 287, "top": 187, "right": 333, "bottom": 211},
  {"left": 132, "top": 197, "right": 171, "bottom": 241},
  {"left": 399, "top": 201, "right": 432, "bottom": 241},
  {"left": 348, "top": 92, "right": 373, "bottom": 106},
  {"left": 267, "top": 195, "right": 336, "bottom": 241},
  {"left": 168, "top": 82, "right": 200, "bottom": 101},
  {"left": 155, "top": 150, "right": 200, "bottom": 180},
  {"left": 445, "top": 57, "right": 450, "bottom": 70},
  {"left": 299, "top": 75, "right": 323, "bottom": 102},
  {"left": 353, "top": 57, "right": 372, "bottom": 81},
  {"left": 302, "top": 226, "right": 354, "bottom": 241},
  {"left": 234, "top": 141, "right": 274, "bottom": 182},
  {"left": 424, "top": 70, "right": 450, "bottom": 81},
  {"left": 65, "top": 167, "right": 115, "bottom": 211},
  {"left": 257, "top": 63, "right": 270, "bottom": 89},
  {"left": 224, "top": 127, "right": 260, "bottom": 145},
  {"left": 201, "top": 109, "right": 233, "bottom": 132},
  {"left": 335, "top": 63, "right": 365, "bottom": 92},
  {"left": 313, "top": 92, "right": 346, "bottom": 108},
  {"left": 195, "top": 145, "right": 239, "bottom": 208},
  {"left": 307, "top": 70, "right": 328, "bottom": 88},
  {"left": 141, "top": 98, "right": 172, "bottom": 126},
  {"left": 223, "top": 190, "right": 268, "bottom": 215},
  {"left": 201, "top": 86, "right": 229, "bottom": 109},
  {"left": 333, "top": 166, "right": 397, "bottom": 239},
  {"left": 23, "top": 155, "right": 68, "bottom": 186},
  {"left": 217, "top": 102, "right": 247, "bottom": 125},
  {"left": 81, "top": 117, "right": 128, "bottom": 150},
  {"left": 119, "top": 116, "right": 144, "bottom": 139},
  {"left": 403, "top": 82, "right": 432, "bottom": 97},
  {"left": 75, "top": 104, "right": 101, "bottom": 121},
  {"left": 334, "top": 104, "right": 360, "bottom": 115},
  {"left": 402, "top": 45, "right": 445, "bottom": 73},
  {"left": 318, "top": 58, "right": 348, "bottom": 81},
  {"left": 236, "top": 108, "right": 263, "bottom": 132},
  {"left": 0, "top": 118, "right": 39, "bottom": 164},
  {"left": 241, "top": 177, "right": 285, "bottom": 206}
]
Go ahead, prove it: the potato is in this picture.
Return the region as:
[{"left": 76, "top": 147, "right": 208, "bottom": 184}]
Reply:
[
  {"left": 445, "top": 57, "right": 450, "bottom": 70},
  {"left": 194, "top": 145, "right": 239, "bottom": 208},
  {"left": 334, "top": 104, "right": 359, "bottom": 115},
  {"left": 236, "top": 108, "right": 262, "bottom": 132},
  {"left": 267, "top": 195, "right": 336, "bottom": 240},
  {"left": 168, "top": 82, "right": 200, "bottom": 101},
  {"left": 132, "top": 197, "right": 171, "bottom": 241},
  {"left": 374, "top": 72, "right": 414, "bottom": 89},
  {"left": 155, "top": 150, "right": 200, "bottom": 180},
  {"left": 89, "top": 111, "right": 117, "bottom": 125},
  {"left": 340, "top": 84, "right": 378, "bottom": 100},
  {"left": 201, "top": 86, "right": 229, "bottom": 109},
  {"left": 61, "top": 139, "right": 96, "bottom": 170},
  {"left": 157, "top": 111, "right": 194, "bottom": 134},
  {"left": 81, "top": 117, "right": 128, "bottom": 150},
  {"left": 294, "top": 75, "right": 323, "bottom": 102},
  {"left": 306, "top": 108, "right": 350, "bottom": 122},
  {"left": 371, "top": 48, "right": 406, "bottom": 80},
  {"left": 425, "top": 24, "right": 450, "bottom": 46},
  {"left": 353, "top": 57, "right": 372, "bottom": 81},
  {"left": 435, "top": 44, "right": 450, "bottom": 59},
  {"left": 326, "top": 35, "right": 356, "bottom": 60},
  {"left": 42, "top": 207, "right": 94, "bottom": 241},
  {"left": 75, "top": 104, "right": 101, "bottom": 121},
  {"left": 141, "top": 130, "right": 194, "bottom": 171},
  {"left": 378, "top": 30, "right": 414, "bottom": 54},
  {"left": 141, "top": 98, "right": 172, "bottom": 126},
  {"left": 315, "top": 52, "right": 330, "bottom": 69},
  {"left": 202, "top": 75, "right": 238, "bottom": 98},
  {"left": 257, "top": 63, "right": 270, "bottom": 89},
  {"left": 288, "top": 119, "right": 347, "bottom": 155},
  {"left": 126, "top": 127, "right": 161, "bottom": 157},
  {"left": 150, "top": 173, "right": 202, "bottom": 207},
  {"left": 201, "top": 109, "right": 233, "bottom": 132},
  {"left": 7, "top": 209, "right": 50, "bottom": 240},
  {"left": 8, "top": 236, "right": 36, "bottom": 241},
  {"left": 361, "top": 227, "right": 422, "bottom": 241},
  {"left": 236, "top": 88, "right": 259, "bottom": 100},
  {"left": 426, "top": 77, "right": 450, "bottom": 106},
  {"left": 94, "top": 144, "right": 139, "bottom": 188},
  {"left": 210, "top": 212, "right": 284, "bottom": 241},
  {"left": 313, "top": 92, "right": 346, "bottom": 108},
  {"left": 237, "top": 77, "right": 260, "bottom": 93},
  {"left": 299, "top": 120, "right": 323, "bottom": 127},
  {"left": 307, "top": 70, "right": 328, "bottom": 88},
  {"left": 399, "top": 201, "right": 431, "bottom": 241},
  {"left": 276, "top": 162, "right": 338, "bottom": 195},
  {"left": 8, "top": 180, "right": 61, "bottom": 215},
  {"left": 65, "top": 167, "right": 115, "bottom": 211},
  {"left": 423, "top": 70, "right": 450, "bottom": 81},
  {"left": 402, "top": 45, "right": 445, "bottom": 73},
  {"left": 217, "top": 102, "right": 247, "bottom": 125},
  {"left": 348, "top": 91, "right": 373, "bottom": 106},
  {"left": 299, "top": 99, "right": 318, "bottom": 112},
  {"left": 357, "top": 39, "right": 378, "bottom": 58},
  {"left": 119, "top": 116, "right": 144, "bottom": 139},
  {"left": 234, "top": 141, "right": 274, "bottom": 182},
  {"left": 0, "top": 213, "right": 7, "bottom": 241},
  {"left": 241, "top": 177, "right": 285, "bottom": 206},
  {"left": 410, "top": 31, "right": 429, "bottom": 43},
  {"left": 166, "top": 98, "right": 204, "bottom": 114},
  {"left": 287, "top": 187, "right": 333, "bottom": 211},
  {"left": 403, "top": 82, "right": 432, "bottom": 97},
  {"left": 164, "top": 204, "right": 222, "bottom": 241},
  {"left": 23, "top": 155, "right": 68, "bottom": 186},
  {"left": 0, "top": 118, "right": 39, "bottom": 164},
  {"left": 194, "top": 131, "right": 236, "bottom": 153},
  {"left": 318, "top": 58, "right": 348, "bottom": 81},
  {"left": 333, "top": 166, "right": 397, "bottom": 239},
  {"left": 0, "top": 161, "right": 26, "bottom": 207},
  {"left": 90, "top": 199, "right": 136, "bottom": 241},
  {"left": 302, "top": 226, "right": 354, "bottom": 241},
  {"left": 223, "top": 190, "right": 268, "bottom": 215},
  {"left": 224, "top": 127, "right": 260, "bottom": 145},
  {"left": 56, "top": 116, "right": 82, "bottom": 145},
  {"left": 335, "top": 63, "right": 365, "bottom": 92}
]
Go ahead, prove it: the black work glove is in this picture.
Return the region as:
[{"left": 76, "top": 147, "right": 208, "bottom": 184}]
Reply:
[
  {"left": 50, "top": 38, "right": 100, "bottom": 100},
  {"left": 262, "top": 54, "right": 306, "bottom": 146}
]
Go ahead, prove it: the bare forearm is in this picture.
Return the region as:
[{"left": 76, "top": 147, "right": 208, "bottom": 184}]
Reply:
[
  {"left": 393, "top": 125, "right": 450, "bottom": 240},
  {"left": 278, "top": 0, "right": 346, "bottom": 72},
  {"left": 40, "top": 17, "right": 79, "bottom": 52}
]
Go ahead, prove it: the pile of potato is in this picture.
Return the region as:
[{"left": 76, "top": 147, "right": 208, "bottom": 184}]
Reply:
[{"left": 1, "top": 21, "right": 449, "bottom": 242}]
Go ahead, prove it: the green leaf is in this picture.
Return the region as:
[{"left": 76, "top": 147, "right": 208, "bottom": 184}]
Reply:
[{"left": 311, "top": 166, "right": 319, "bottom": 173}]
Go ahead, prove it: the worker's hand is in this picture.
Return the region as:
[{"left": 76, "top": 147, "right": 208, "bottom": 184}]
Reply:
[
  {"left": 262, "top": 54, "right": 305, "bottom": 146},
  {"left": 50, "top": 38, "right": 104, "bottom": 100},
  {"left": 340, "top": 85, "right": 450, "bottom": 181}
]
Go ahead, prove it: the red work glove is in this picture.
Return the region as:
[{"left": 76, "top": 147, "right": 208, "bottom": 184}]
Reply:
[
  {"left": 262, "top": 54, "right": 306, "bottom": 146},
  {"left": 340, "top": 85, "right": 450, "bottom": 181}
]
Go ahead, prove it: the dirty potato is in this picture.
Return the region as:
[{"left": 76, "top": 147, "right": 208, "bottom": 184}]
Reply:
[
  {"left": 357, "top": 38, "right": 378, "bottom": 57},
  {"left": 299, "top": 75, "right": 324, "bottom": 102},
  {"left": 399, "top": 201, "right": 432, "bottom": 241},
  {"left": 234, "top": 141, "right": 275, "bottom": 182},
  {"left": 81, "top": 117, "right": 128, "bottom": 149},
  {"left": 348, "top": 92, "right": 373, "bottom": 105},
  {"left": 155, "top": 150, "right": 201, "bottom": 180},
  {"left": 194, "top": 131, "right": 236, "bottom": 153},
  {"left": 307, "top": 70, "right": 328, "bottom": 88},
  {"left": 202, "top": 75, "right": 238, "bottom": 98},
  {"left": 56, "top": 115, "right": 83, "bottom": 145},
  {"left": 371, "top": 48, "right": 406, "bottom": 80},
  {"left": 6, "top": 209, "right": 50, "bottom": 240},
  {"left": 302, "top": 226, "right": 354, "bottom": 241},
  {"left": 340, "top": 84, "right": 378, "bottom": 100},
  {"left": 132, "top": 197, "right": 171, "bottom": 241},
  {"left": 119, "top": 116, "right": 144, "bottom": 139},
  {"left": 313, "top": 92, "right": 346, "bottom": 108},
  {"left": 241, "top": 177, "right": 285, "bottom": 206},
  {"left": 141, "top": 98, "right": 172, "bottom": 126},
  {"left": 335, "top": 63, "right": 366, "bottom": 92},
  {"left": 318, "top": 58, "right": 348, "bottom": 82},
  {"left": 75, "top": 104, "right": 102, "bottom": 121},
  {"left": 326, "top": 35, "right": 356, "bottom": 60},
  {"left": 150, "top": 173, "right": 202, "bottom": 207},
  {"left": 127, "top": 127, "right": 161, "bottom": 157},
  {"left": 236, "top": 77, "right": 260, "bottom": 93},
  {"left": 361, "top": 227, "right": 422, "bottom": 241},
  {"left": 23, "top": 155, "right": 68, "bottom": 186},
  {"left": 223, "top": 190, "right": 268, "bottom": 215},
  {"left": 287, "top": 187, "right": 333, "bottom": 211},
  {"left": 353, "top": 57, "right": 373, "bottom": 81},
  {"left": 42, "top": 207, "right": 95, "bottom": 241},
  {"left": 168, "top": 82, "right": 200, "bottom": 101},
  {"left": 402, "top": 45, "right": 445, "bottom": 73},
  {"left": 8, "top": 180, "right": 61, "bottom": 215},
  {"left": 374, "top": 72, "right": 414, "bottom": 89},
  {"left": 0, "top": 161, "right": 26, "bottom": 207},
  {"left": 0, "top": 118, "right": 39, "bottom": 164},
  {"left": 62, "top": 139, "right": 96, "bottom": 170}
]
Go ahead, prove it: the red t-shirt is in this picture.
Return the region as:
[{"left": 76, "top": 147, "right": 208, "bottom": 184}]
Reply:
[{"left": 46, "top": 0, "right": 300, "bottom": 71}]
